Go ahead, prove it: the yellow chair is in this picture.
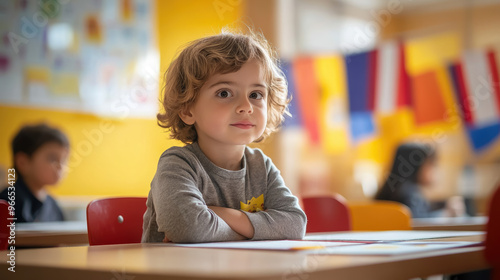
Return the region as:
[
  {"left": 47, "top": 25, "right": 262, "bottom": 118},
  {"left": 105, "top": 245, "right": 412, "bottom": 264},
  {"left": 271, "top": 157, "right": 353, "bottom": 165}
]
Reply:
[{"left": 348, "top": 201, "right": 412, "bottom": 231}]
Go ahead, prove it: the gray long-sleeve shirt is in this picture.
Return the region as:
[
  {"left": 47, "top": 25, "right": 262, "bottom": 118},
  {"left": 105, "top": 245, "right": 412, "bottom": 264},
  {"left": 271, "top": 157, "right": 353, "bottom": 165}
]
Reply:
[{"left": 141, "top": 142, "right": 307, "bottom": 243}]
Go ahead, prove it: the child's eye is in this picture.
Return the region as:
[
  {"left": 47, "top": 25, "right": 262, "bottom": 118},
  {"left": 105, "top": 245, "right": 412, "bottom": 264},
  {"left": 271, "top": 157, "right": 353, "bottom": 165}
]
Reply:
[
  {"left": 249, "top": 92, "right": 264, "bottom": 100},
  {"left": 46, "top": 154, "right": 62, "bottom": 165},
  {"left": 47, "top": 155, "right": 58, "bottom": 162},
  {"left": 216, "top": 90, "right": 232, "bottom": 98}
]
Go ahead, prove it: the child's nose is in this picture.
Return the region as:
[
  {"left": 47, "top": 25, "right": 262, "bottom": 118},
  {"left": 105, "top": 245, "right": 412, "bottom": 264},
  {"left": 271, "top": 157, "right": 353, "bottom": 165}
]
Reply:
[
  {"left": 237, "top": 97, "right": 253, "bottom": 114},
  {"left": 52, "top": 161, "right": 63, "bottom": 170}
]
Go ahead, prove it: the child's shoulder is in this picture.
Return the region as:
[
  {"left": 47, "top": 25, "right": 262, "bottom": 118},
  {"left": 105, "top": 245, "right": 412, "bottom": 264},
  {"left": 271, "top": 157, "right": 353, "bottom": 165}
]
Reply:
[{"left": 158, "top": 144, "right": 199, "bottom": 166}]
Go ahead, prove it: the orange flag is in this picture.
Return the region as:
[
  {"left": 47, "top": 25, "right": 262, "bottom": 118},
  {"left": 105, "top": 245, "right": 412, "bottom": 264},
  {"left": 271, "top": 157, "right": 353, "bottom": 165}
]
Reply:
[{"left": 293, "top": 57, "right": 321, "bottom": 145}]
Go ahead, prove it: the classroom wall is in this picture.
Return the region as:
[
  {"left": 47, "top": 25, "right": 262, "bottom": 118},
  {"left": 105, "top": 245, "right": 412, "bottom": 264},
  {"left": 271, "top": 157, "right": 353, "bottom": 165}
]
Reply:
[
  {"left": 0, "top": 0, "right": 245, "bottom": 197},
  {"left": 267, "top": 1, "right": 500, "bottom": 206},
  {"left": 380, "top": 2, "right": 500, "bottom": 212}
]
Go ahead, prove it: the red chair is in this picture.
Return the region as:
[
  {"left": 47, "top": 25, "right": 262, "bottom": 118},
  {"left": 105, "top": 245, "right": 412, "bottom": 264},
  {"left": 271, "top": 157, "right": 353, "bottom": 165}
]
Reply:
[
  {"left": 86, "top": 197, "right": 147, "bottom": 246},
  {"left": 0, "top": 200, "right": 10, "bottom": 250},
  {"left": 485, "top": 185, "right": 500, "bottom": 280},
  {"left": 302, "top": 194, "right": 351, "bottom": 233}
]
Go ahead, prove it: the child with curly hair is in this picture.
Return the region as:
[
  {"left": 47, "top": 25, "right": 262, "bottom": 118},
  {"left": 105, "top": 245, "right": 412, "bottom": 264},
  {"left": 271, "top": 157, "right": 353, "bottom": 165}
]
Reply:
[{"left": 142, "top": 31, "right": 306, "bottom": 243}]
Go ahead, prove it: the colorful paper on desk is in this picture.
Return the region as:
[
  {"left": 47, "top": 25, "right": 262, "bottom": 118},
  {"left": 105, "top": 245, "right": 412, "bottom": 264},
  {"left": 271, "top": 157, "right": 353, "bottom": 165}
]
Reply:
[
  {"left": 313, "top": 241, "right": 480, "bottom": 255},
  {"left": 304, "top": 230, "right": 483, "bottom": 242},
  {"left": 173, "top": 240, "right": 360, "bottom": 251}
]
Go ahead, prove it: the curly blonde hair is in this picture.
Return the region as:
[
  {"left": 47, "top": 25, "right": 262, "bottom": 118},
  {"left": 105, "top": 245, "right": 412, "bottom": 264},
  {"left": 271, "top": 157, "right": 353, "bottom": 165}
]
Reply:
[{"left": 157, "top": 30, "right": 290, "bottom": 144}]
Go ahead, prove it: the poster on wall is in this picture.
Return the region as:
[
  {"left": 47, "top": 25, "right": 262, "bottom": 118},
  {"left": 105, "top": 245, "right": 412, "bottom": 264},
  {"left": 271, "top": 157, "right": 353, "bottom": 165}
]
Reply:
[{"left": 0, "top": 0, "right": 159, "bottom": 119}]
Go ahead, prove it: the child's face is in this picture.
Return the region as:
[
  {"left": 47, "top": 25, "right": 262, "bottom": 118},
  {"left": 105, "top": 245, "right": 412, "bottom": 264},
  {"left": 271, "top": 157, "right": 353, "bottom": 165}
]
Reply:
[
  {"left": 182, "top": 59, "right": 267, "bottom": 147},
  {"left": 418, "top": 158, "right": 436, "bottom": 186},
  {"left": 19, "top": 142, "right": 69, "bottom": 187}
]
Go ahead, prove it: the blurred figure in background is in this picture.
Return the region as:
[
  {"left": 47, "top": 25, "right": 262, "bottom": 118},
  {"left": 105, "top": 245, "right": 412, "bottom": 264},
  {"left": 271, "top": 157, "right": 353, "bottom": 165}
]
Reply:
[
  {"left": 375, "top": 143, "right": 465, "bottom": 218},
  {"left": 0, "top": 123, "right": 69, "bottom": 222}
]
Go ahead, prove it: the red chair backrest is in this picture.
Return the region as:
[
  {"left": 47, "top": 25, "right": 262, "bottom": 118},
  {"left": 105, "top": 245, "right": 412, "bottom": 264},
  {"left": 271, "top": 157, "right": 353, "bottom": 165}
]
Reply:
[
  {"left": 86, "top": 197, "right": 147, "bottom": 246},
  {"left": 302, "top": 195, "right": 351, "bottom": 233},
  {"left": 485, "top": 185, "right": 500, "bottom": 280},
  {"left": 0, "top": 200, "right": 9, "bottom": 250}
]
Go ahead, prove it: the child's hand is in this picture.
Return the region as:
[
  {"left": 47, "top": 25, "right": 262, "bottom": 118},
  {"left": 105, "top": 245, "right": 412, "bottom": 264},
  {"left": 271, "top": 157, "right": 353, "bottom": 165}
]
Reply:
[
  {"left": 207, "top": 205, "right": 254, "bottom": 238},
  {"left": 445, "top": 196, "right": 466, "bottom": 217}
]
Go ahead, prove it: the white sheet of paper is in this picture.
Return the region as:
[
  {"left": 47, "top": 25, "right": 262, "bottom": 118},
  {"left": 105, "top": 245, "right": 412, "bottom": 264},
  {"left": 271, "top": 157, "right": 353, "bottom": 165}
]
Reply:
[
  {"left": 174, "top": 240, "right": 360, "bottom": 250},
  {"left": 312, "top": 241, "right": 480, "bottom": 255},
  {"left": 304, "top": 231, "right": 483, "bottom": 242},
  {"left": 16, "top": 221, "right": 87, "bottom": 233}
]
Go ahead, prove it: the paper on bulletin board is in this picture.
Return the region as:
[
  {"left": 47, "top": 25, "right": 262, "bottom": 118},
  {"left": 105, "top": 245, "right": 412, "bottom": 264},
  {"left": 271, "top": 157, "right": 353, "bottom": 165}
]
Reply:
[
  {"left": 25, "top": 66, "right": 50, "bottom": 103},
  {"left": 0, "top": 0, "right": 159, "bottom": 119}
]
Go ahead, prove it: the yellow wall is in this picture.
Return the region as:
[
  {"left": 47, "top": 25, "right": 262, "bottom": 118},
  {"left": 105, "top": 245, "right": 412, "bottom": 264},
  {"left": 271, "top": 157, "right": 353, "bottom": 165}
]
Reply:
[
  {"left": 0, "top": 0, "right": 244, "bottom": 197},
  {"left": 0, "top": 105, "right": 177, "bottom": 196},
  {"left": 158, "top": 0, "right": 244, "bottom": 71}
]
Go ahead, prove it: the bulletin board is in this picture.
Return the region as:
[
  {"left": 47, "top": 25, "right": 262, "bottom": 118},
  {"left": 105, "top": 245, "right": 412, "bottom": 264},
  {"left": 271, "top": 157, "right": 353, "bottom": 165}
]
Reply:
[{"left": 0, "top": 0, "right": 159, "bottom": 118}]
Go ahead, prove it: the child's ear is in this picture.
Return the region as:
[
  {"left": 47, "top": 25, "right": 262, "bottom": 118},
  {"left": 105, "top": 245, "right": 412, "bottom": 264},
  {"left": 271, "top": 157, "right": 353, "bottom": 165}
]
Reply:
[
  {"left": 14, "top": 152, "right": 30, "bottom": 174},
  {"left": 179, "top": 106, "right": 195, "bottom": 125}
]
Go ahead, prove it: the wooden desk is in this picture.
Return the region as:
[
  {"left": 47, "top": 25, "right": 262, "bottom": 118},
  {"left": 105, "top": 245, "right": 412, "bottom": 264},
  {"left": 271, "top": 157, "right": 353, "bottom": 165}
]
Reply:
[
  {"left": 412, "top": 216, "right": 487, "bottom": 231},
  {"left": 0, "top": 234, "right": 488, "bottom": 280},
  {"left": 15, "top": 221, "right": 88, "bottom": 247}
]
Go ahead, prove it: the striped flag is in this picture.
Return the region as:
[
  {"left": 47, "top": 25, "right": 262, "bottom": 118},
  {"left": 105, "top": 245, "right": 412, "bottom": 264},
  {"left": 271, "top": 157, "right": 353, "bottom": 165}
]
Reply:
[
  {"left": 461, "top": 50, "right": 500, "bottom": 126},
  {"left": 372, "top": 41, "right": 413, "bottom": 114},
  {"left": 374, "top": 41, "right": 400, "bottom": 114},
  {"left": 450, "top": 50, "right": 500, "bottom": 151},
  {"left": 372, "top": 41, "right": 415, "bottom": 165}
]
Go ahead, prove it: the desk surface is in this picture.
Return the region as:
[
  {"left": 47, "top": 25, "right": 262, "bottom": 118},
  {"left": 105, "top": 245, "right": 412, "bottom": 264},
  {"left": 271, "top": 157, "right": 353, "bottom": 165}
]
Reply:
[
  {"left": 15, "top": 221, "right": 88, "bottom": 247},
  {"left": 412, "top": 216, "right": 487, "bottom": 231},
  {"left": 0, "top": 233, "right": 488, "bottom": 280}
]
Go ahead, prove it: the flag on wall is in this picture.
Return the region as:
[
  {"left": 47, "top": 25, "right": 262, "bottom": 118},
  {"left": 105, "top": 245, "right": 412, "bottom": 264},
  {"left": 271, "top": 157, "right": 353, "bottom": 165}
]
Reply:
[
  {"left": 405, "top": 33, "right": 462, "bottom": 132},
  {"left": 373, "top": 41, "right": 415, "bottom": 146},
  {"left": 460, "top": 50, "right": 500, "bottom": 126},
  {"left": 450, "top": 50, "right": 500, "bottom": 151},
  {"left": 374, "top": 42, "right": 406, "bottom": 114},
  {"left": 411, "top": 70, "right": 448, "bottom": 125},
  {"left": 345, "top": 51, "right": 376, "bottom": 142},
  {"left": 280, "top": 60, "right": 302, "bottom": 128},
  {"left": 314, "top": 55, "right": 349, "bottom": 154},
  {"left": 292, "top": 57, "right": 321, "bottom": 145},
  {"left": 281, "top": 32, "right": 500, "bottom": 154},
  {"left": 395, "top": 42, "right": 413, "bottom": 110}
]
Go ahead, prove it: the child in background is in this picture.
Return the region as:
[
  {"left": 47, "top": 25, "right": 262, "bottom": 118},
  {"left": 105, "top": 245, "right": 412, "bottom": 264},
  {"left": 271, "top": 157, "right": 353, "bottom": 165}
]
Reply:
[
  {"left": 0, "top": 123, "right": 69, "bottom": 222},
  {"left": 375, "top": 143, "right": 465, "bottom": 218},
  {"left": 142, "top": 31, "right": 307, "bottom": 243}
]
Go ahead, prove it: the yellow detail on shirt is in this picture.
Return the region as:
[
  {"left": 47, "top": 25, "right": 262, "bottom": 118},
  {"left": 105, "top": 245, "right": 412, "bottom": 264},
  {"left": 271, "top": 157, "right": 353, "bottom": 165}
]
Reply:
[{"left": 240, "top": 194, "right": 265, "bottom": 213}]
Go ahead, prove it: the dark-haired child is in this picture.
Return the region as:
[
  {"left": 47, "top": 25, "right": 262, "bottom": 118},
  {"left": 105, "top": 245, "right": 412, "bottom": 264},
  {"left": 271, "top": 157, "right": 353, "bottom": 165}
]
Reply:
[
  {"left": 0, "top": 123, "right": 69, "bottom": 222},
  {"left": 375, "top": 143, "right": 465, "bottom": 218}
]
